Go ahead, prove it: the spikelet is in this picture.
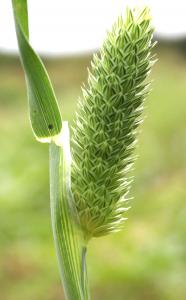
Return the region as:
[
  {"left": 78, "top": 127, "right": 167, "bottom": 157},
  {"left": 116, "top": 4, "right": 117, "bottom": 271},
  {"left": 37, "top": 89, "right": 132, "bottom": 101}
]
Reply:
[{"left": 71, "top": 7, "right": 156, "bottom": 239}]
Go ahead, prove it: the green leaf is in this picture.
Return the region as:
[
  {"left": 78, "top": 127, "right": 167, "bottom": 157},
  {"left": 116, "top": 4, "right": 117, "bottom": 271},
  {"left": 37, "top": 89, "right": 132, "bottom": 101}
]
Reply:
[{"left": 12, "top": 0, "right": 62, "bottom": 140}]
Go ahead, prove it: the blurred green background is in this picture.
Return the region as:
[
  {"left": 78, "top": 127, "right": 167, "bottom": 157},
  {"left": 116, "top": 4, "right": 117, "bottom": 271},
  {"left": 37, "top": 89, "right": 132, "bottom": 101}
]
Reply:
[{"left": 0, "top": 43, "right": 186, "bottom": 300}]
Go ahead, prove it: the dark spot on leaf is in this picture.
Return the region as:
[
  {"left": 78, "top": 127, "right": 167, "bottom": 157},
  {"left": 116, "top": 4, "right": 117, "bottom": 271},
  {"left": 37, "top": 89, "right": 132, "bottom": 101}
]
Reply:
[{"left": 48, "top": 124, "right": 53, "bottom": 130}]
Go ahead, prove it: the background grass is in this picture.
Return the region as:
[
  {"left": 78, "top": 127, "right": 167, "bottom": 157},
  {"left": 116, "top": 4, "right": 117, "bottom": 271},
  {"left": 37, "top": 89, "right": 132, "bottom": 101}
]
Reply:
[{"left": 0, "top": 44, "right": 186, "bottom": 300}]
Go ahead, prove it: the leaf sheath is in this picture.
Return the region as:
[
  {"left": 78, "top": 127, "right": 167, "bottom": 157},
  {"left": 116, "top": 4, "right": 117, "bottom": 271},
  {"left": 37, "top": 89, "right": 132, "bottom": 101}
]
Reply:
[{"left": 49, "top": 122, "right": 89, "bottom": 300}]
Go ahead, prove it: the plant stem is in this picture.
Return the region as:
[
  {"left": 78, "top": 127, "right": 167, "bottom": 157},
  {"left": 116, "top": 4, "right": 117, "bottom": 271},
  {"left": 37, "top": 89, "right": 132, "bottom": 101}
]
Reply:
[{"left": 81, "top": 246, "right": 89, "bottom": 299}]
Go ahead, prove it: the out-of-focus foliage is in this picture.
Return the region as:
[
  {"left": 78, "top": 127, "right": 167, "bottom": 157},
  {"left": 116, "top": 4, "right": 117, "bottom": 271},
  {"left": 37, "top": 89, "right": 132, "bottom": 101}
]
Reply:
[{"left": 0, "top": 45, "right": 186, "bottom": 300}]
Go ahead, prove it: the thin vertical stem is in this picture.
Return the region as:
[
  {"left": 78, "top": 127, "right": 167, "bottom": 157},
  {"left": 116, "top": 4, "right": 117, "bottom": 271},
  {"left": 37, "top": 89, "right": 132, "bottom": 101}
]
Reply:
[{"left": 81, "top": 246, "right": 90, "bottom": 300}]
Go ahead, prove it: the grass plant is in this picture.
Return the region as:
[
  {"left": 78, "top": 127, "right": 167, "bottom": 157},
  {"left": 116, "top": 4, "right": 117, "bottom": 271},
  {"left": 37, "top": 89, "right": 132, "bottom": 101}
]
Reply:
[{"left": 12, "top": 1, "right": 155, "bottom": 299}]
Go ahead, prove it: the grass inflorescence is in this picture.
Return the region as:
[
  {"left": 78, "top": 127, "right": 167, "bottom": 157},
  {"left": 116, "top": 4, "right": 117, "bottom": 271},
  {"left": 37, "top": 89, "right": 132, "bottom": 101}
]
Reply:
[{"left": 71, "top": 7, "right": 156, "bottom": 238}]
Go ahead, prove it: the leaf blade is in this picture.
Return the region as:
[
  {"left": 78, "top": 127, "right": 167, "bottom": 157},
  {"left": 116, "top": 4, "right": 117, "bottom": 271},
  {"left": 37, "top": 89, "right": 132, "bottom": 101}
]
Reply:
[{"left": 12, "top": 0, "right": 62, "bottom": 139}]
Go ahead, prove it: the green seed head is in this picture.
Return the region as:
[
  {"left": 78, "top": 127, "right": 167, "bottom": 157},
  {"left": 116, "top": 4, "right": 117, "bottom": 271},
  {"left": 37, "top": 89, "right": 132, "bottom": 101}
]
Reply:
[{"left": 71, "top": 7, "right": 156, "bottom": 239}]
